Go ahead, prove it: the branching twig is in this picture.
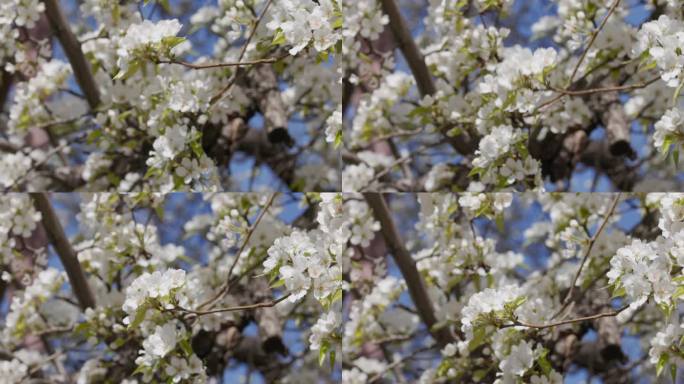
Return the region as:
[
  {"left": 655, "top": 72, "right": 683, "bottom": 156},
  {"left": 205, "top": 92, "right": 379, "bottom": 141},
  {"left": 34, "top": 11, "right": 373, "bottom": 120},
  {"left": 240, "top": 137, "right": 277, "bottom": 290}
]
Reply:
[
  {"left": 555, "top": 193, "right": 621, "bottom": 319},
  {"left": 180, "top": 293, "right": 290, "bottom": 317},
  {"left": 367, "top": 345, "right": 434, "bottom": 383},
  {"left": 506, "top": 304, "right": 630, "bottom": 330},
  {"left": 549, "top": 75, "right": 660, "bottom": 96},
  {"left": 209, "top": 0, "right": 275, "bottom": 106},
  {"left": 567, "top": 0, "right": 622, "bottom": 86},
  {"left": 158, "top": 55, "right": 288, "bottom": 69},
  {"left": 196, "top": 193, "right": 277, "bottom": 310}
]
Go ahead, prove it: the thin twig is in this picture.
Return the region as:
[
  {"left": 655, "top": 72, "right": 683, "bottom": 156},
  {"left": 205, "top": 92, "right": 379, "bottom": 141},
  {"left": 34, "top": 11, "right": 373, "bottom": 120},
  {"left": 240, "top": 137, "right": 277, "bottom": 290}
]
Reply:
[
  {"left": 555, "top": 193, "right": 621, "bottom": 319},
  {"left": 567, "top": 0, "right": 622, "bottom": 86},
  {"left": 368, "top": 345, "right": 435, "bottom": 383},
  {"left": 531, "top": 0, "right": 623, "bottom": 114},
  {"left": 209, "top": 0, "right": 275, "bottom": 106},
  {"left": 158, "top": 55, "right": 288, "bottom": 69},
  {"left": 507, "top": 304, "right": 630, "bottom": 330},
  {"left": 550, "top": 75, "right": 660, "bottom": 96},
  {"left": 180, "top": 293, "right": 290, "bottom": 317},
  {"left": 196, "top": 193, "right": 277, "bottom": 310}
]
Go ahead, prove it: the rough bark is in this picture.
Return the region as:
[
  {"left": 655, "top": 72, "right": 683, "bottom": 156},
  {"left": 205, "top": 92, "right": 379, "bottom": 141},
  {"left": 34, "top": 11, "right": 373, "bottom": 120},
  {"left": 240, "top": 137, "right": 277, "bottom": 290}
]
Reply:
[
  {"left": 364, "top": 193, "right": 454, "bottom": 347},
  {"left": 31, "top": 193, "right": 96, "bottom": 310},
  {"left": 244, "top": 66, "right": 293, "bottom": 145},
  {"left": 42, "top": 0, "right": 100, "bottom": 109}
]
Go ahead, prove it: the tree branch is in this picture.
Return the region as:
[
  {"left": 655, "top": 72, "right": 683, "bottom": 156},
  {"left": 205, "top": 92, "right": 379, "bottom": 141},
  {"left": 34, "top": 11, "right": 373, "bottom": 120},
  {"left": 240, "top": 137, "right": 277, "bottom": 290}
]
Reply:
[
  {"left": 364, "top": 193, "right": 454, "bottom": 347},
  {"left": 379, "top": 0, "right": 434, "bottom": 96},
  {"left": 42, "top": 0, "right": 100, "bottom": 109},
  {"left": 378, "top": 0, "right": 475, "bottom": 155},
  {"left": 31, "top": 193, "right": 96, "bottom": 310}
]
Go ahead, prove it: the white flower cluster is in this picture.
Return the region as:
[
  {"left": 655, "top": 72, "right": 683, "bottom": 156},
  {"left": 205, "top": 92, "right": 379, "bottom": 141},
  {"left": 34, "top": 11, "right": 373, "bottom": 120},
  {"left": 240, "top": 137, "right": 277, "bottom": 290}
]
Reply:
[
  {"left": 8, "top": 60, "right": 72, "bottom": 134},
  {"left": 2, "top": 268, "right": 65, "bottom": 345},
  {"left": 309, "top": 309, "right": 341, "bottom": 351},
  {"left": 265, "top": 229, "right": 338, "bottom": 302},
  {"left": 648, "top": 323, "right": 683, "bottom": 367},
  {"left": 496, "top": 340, "right": 535, "bottom": 381},
  {"left": 478, "top": 46, "right": 557, "bottom": 110},
  {"left": 634, "top": 15, "right": 684, "bottom": 87},
  {"left": 122, "top": 269, "right": 187, "bottom": 325},
  {"left": 265, "top": 194, "right": 359, "bottom": 308},
  {"left": 607, "top": 193, "right": 684, "bottom": 333},
  {"left": 116, "top": 19, "right": 183, "bottom": 71},
  {"left": 325, "top": 107, "right": 342, "bottom": 146},
  {"left": 342, "top": 0, "right": 387, "bottom": 42},
  {"left": 458, "top": 192, "right": 513, "bottom": 217},
  {"left": 460, "top": 285, "right": 523, "bottom": 340},
  {"left": 267, "top": 0, "right": 341, "bottom": 55},
  {"left": 133, "top": 320, "right": 206, "bottom": 383},
  {"left": 471, "top": 125, "right": 541, "bottom": 189},
  {"left": 0, "top": 358, "right": 28, "bottom": 383},
  {"left": 473, "top": 126, "right": 521, "bottom": 168},
  {"left": 0, "top": 195, "right": 42, "bottom": 258},
  {"left": 351, "top": 72, "right": 413, "bottom": 143},
  {"left": 607, "top": 197, "right": 684, "bottom": 318},
  {"left": 0, "top": 0, "right": 44, "bottom": 68},
  {"left": 654, "top": 106, "right": 684, "bottom": 155},
  {"left": 343, "top": 276, "right": 416, "bottom": 355}
]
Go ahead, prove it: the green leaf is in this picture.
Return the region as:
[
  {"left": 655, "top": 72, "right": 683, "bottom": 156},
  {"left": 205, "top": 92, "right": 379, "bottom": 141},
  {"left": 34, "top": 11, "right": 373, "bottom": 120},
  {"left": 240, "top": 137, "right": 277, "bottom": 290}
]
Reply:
[
  {"left": 329, "top": 350, "right": 336, "bottom": 371},
  {"left": 132, "top": 364, "right": 148, "bottom": 376},
  {"left": 86, "top": 129, "right": 103, "bottom": 144},
  {"left": 674, "top": 148, "right": 680, "bottom": 169},
  {"left": 671, "top": 363, "right": 677, "bottom": 384},
  {"left": 113, "top": 60, "right": 140, "bottom": 81},
  {"left": 495, "top": 214, "right": 505, "bottom": 232},
  {"left": 430, "top": 320, "right": 449, "bottom": 332},
  {"left": 111, "top": 337, "right": 127, "bottom": 349},
  {"left": 190, "top": 139, "right": 204, "bottom": 158},
  {"left": 162, "top": 36, "right": 186, "bottom": 49},
  {"left": 180, "top": 338, "right": 193, "bottom": 357},
  {"left": 318, "top": 340, "right": 329, "bottom": 366},
  {"left": 159, "top": 0, "right": 171, "bottom": 12},
  {"left": 673, "top": 285, "right": 684, "bottom": 300},
  {"left": 272, "top": 29, "right": 286, "bottom": 46},
  {"left": 472, "top": 369, "right": 488, "bottom": 381},
  {"left": 128, "top": 303, "right": 148, "bottom": 330},
  {"left": 468, "top": 167, "right": 484, "bottom": 178},
  {"left": 673, "top": 78, "right": 684, "bottom": 108},
  {"left": 537, "top": 348, "right": 552, "bottom": 375},
  {"left": 656, "top": 353, "right": 669, "bottom": 377},
  {"left": 468, "top": 326, "right": 487, "bottom": 352}
]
